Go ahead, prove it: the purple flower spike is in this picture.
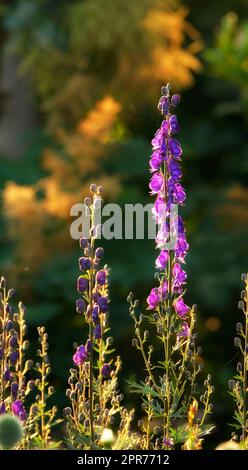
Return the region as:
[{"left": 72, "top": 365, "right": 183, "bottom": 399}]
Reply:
[
  {"left": 174, "top": 298, "right": 190, "bottom": 318},
  {"left": 12, "top": 400, "right": 26, "bottom": 421},
  {"left": 73, "top": 345, "right": 88, "bottom": 366},
  {"left": 101, "top": 363, "right": 111, "bottom": 378}
]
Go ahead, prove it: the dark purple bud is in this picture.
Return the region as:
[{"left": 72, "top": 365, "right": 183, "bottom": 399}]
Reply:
[
  {"left": 92, "top": 305, "right": 99, "bottom": 323},
  {"left": 95, "top": 247, "right": 104, "bottom": 258},
  {"left": 3, "top": 367, "right": 11, "bottom": 381},
  {"left": 101, "top": 363, "right": 111, "bottom": 378},
  {"left": 77, "top": 277, "right": 88, "bottom": 293},
  {"left": 0, "top": 401, "right": 6, "bottom": 414},
  {"left": 79, "top": 257, "right": 91, "bottom": 271},
  {"left": 90, "top": 183, "right": 97, "bottom": 194},
  {"left": 97, "top": 296, "right": 108, "bottom": 313},
  {"left": 158, "top": 96, "right": 170, "bottom": 115},
  {"left": 93, "top": 291, "right": 101, "bottom": 303},
  {"left": 84, "top": 197, "right": 91, "bottom": 206},
  {"left": 11, "top": 382, "right": 19, "bottom": 398},
  {"left": 76, "top": 299, "right": 85, "bottom": 313},
  {"left": 9, "top": 336, "right": 17, "bottom": 348},
  {"left": 79, "top": 237, "right": 88, "bottom": 249},
  {"left": 171, "top": 93, "right": 180, "bottom": 107},
  {"left": 86, "top": 339, "right": 92, "bottom": 353},
  {"left": 0, "top": 348, "right": 3, "bottom": 360},
  {"left": 5, "top": 320, "right": 13, "bottom": 331},
  {"left": 96, "top": 269, "right": 107, "bottom": 286},
  {"left": 94, "top": 324, "right": 102, "bottom": 339},
  {"left": 9, "top": 351, "right": 19, "bottom": 365}
]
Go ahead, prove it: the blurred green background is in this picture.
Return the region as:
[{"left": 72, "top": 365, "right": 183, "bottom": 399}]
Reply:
[{"left": 0, "top": 0, "right": 248, "bottom": 447}]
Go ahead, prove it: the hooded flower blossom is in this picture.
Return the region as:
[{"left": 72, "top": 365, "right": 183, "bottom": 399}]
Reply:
[
  {"left": 149, "top": 172, "right": 164, "bottom": 194},
  {"left": 73, "top": 345, "right": 88, "bottom": 366},
  {"left": 76, "top": 299, "right": 85, "bottom": 313},
  {"left": 101, "top": 363, "right": 111, "bottom": 378},
  {"left": 174, "top": 298, "right": 190, "bottom": 318},
  {"left": 177, "top": 322, "right": 190, "bottom": 341},
  {"left": 96, "top": 270, "right": 107, "bottom": 286},
  {"left": 155, "top": 250, "right": 169, "bottom": 270},
  {"left": 0, "top": 402, "right": 5, "bottom": 414},
  {"left": 12, "top": 400, "right": 26, "bottom": 421},
  {"left": 77, "top": 277, "right": 88, "bottom": 293},
  {"left": 79, "top": 257, "right": 91, "bottom": 271}
]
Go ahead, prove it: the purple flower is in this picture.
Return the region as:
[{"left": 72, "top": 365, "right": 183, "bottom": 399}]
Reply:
[
  {"left": 79, "top": 237, "right": 88, "bottom": 249},
  {"left": 96, "top": 270, "right": 107, "bottom": 286},
  {"left": 169, "top": 115, "right": 180, "bottom": 134},
  {"left": 0, "top": 402, "right": 6, "bottom": 414},
  {"left": 86, "top": 339, "right": 92, "bottom": 353},
  {"left": 167, "top": 158, "right": 182, "bottom": 181},
  {"left": 174, "top": 298, "right": 190, "bottom": 318},
  {"left": 101, "top": 363, "right": 111, "bottom": 378},
  {"left": 92, "top": 305, "right": 99, "bottom": 323},
  {"left": 177, "top": 322, "right": 190, "bottom": 341},
  {"left": 168, "top": 138, "right": 182, "bottom": 159},
  {"left": 152, "top": 196, "right": 167, "bottom": 223},
  {"left": 173, "top": 263, "right": 187, "bottom": 292},
  {"left": 155, "top": 250, "right": 169, "bottom": 270},
  {"left": 163, "top": 437, "right": 174, "bottom": 448},
  {"left": 73, "top": 345, "right": 88, "bottom": 366},
  {"left": 94, "top": 324, "right": 102, "bottom": 339},
  {"left": 77, "top": 277, "right": 88, "bottom": 293},
  {"left": 95, "top": 247, "right": 104, "bottom": 258},
  {"left": 79, "top": 257, "right": 91, "bottom": 271},
  {"left": 147, "top": 284, "right": 167, "bottom": 310},
  {"left": 9, "top": 351, "right": 19, "bottom": 365},
  {"left": 12, "top": 400, "right": 26, "bottom": 421},
  {"left": 149, "top": 151, "right": 164, "bottom": 172},
  {"left": 171, "top": 93, "right": 181, "bottom": 107},
  {"left": 158, "top": 96, "right": 170, "bottom": 115},
  {"left": 3, "top": 367, "right": 11, "bottom": 381},
  {"left": 149, "top": 173, "right": 164, "bottom": 194},
  {"left": 97, "top": 296, "right": 108, "bottom": 313},
  {"left": 151, "top": 129, "right": 164, "bottom": 150},
  {"left": 172, "top": 182, "right": 186, "bottom": 205},
  {"left": 9, "top": 336, "right": 17, "bottom": 348},
  {"left": 175, "top": 234, "right": 189, "bottom": 263},
  {"left": 76, "top": 299, "right": 85, "bottom": 313}
]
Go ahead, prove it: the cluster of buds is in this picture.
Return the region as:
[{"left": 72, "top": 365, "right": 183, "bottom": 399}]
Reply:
[{"left": 0, "top": 277, "right": 33, "bottom": 425}]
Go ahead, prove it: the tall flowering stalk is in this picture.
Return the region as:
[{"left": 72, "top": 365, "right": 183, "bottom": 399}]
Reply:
[
  {"left": 129, "top": 85, "right": 213, "bottom": 449},
  {"left": 65, "top": 184, "right": 136, "bottom": 450},
  {"left": 0, "top": 277, "right": 33, "bottom": 426},
  {"left": 0, "top": 276, "right": 59, "bottom": 449},
  {"left": 229, "top": 273, "right": 248, "bottom": 449}
]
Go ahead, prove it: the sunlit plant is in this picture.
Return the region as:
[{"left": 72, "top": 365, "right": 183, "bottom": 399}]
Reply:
[
  {"left": 64, "top": 184, "right": 136, "bottom": 450},
  {"left": 128, "top": 85, "right": 214, "bottom": 449}
]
